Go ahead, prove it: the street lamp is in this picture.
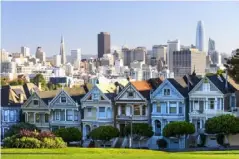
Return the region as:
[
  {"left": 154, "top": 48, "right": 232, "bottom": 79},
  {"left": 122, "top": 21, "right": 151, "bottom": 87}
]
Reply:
[{"left": 129, "top": 115, "right": 133, "bottom": 148}]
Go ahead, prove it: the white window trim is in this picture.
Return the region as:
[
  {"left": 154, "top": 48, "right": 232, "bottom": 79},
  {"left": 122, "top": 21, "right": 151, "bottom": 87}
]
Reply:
[
  {"left": 55, "top": 111, "right": 60, "bottom": 121},
  {"left": 87, "top": 108, "right": 92, "bottom": 117},
  {"left": 163, "top": 89, "right": 170, "bottom": 96},
  {"left": 60, "top": 96, "right": 67, "bottom": 103},
  {"left": 3, "top": 110, "right": 9, "bottom": 122},
  {"left": 169, "top": 102, "right": 177, "bottom": 114}
]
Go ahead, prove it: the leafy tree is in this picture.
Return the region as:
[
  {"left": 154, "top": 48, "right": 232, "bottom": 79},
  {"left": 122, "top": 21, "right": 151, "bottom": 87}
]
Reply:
[
  {"left": 31, "top": 74, "right": 47, "bottom": 90},
  {"left": 0, "top": 78, "right": 9, "bottom": 86},
  {"left": 89, "top": 126, "right": 119, "bottom": 147},
  {"left": 54, "top": 127, "right": 82, "bottom": 145},
  {"left": 9, "top": 80, "right": 19, "bottom": 86},
  {"left": 205, "top": 114, "right": 239, "bottom": 146},
  {"left": 163, "top": 121, "right": 195, "bottom": 148},
  {"left": 217, "top": 69, "right": 225, "bottom": 75},
  {"left": 125, "top": 123, "right": 153, "bottom": 148},
  {"left": 225, "top": 48, "right": 239, "bottom": 82},
  {"left": 4, "top": 122, "right": 39, "bottom": 138}
]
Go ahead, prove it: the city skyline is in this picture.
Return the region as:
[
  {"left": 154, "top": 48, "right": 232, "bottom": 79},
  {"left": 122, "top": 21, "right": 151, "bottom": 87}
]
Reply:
[{"left": 2, "top": 1, "right": 239, "bottom": 56}]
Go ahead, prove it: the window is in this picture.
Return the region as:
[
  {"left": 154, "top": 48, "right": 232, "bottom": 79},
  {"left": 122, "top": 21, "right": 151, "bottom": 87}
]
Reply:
[
  {"left": 203, "top": 83, "right": 210, "bottom": 91},
  {"left": 9, "top": 110, "right": 16, "bottom": 121},
  {"left": 4, "top": 110, "right": 8, "bottom": 121},
  {"left": 179, "top": 102, "right": 183, "bottom": 114},
  {"left": 55, "top": 111, "right": 60, "bottom": 121},
  {"left": 74, "top": 111, "right": 78, "bottom": 121},
  {"left": 45, "top": 114, "right": 49, "bottom": 122},
  {"left": 121, "top": 106, "right": 126, "bottom": 115},
  {"left": 142, "top": 105, "right": 146, "bottom": 115},
  {"left": 60, "top": 110, "right": 65, "bottom": 121},
  {"left": 87, "top": 108, "right": 92, "bottom": 117},
  {"left": 164, "top": 89, "right": 170, "bottom": 96},
  {"left": 156, "top": 103, "right": 161, "bottom": 113},
  {"left": 93, "top": 93, "right": 99, "bottom": 100},
  {"left": 35, "top": 113, "right": 40, "bottom": 123},
  {"left": 33, "top": 100, "right": 39, "bottom": 105},
  {"left": 99, "top": 107, "right": 106, "bottom": 118},
  {"left": 61, "top": 97, "right": 66, "bottom": 103},
  {"left": 28, "top": 112, "right": 34, "bottom": 123},
  {"left": 66, "top": 110, "right": 73, "bottom": 121},
  {"left": 134, "top": 105, "right": 140, "bottom": 115},
  {"left": 169, "top": 102, "right": 177, "bottom": 114},
  {"left": 128, "top": 92, "right": 134, "bottom": 97},
  {"left": 208, "top": 98, "right": 215, "bottom": 109}
]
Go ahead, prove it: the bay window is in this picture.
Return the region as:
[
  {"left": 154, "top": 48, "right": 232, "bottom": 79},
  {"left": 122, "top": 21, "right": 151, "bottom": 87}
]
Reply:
[
  {"left": 169, "top": 102, "right": 177, "bottom": 114},
  {"left": 74, "top": 111, "right": 78, "bottom": 121},
  {"left": 99, "top": 107, "right": 106, "bottom": 118},
  {"left": 134, "top": 105, "right": 140, "bottom": 115},
  {"left": 66, "top": 110, "right": 73, "bottom": 121},
  {"left": 208, "top": 98, "right": 215, "bottom": 109}
]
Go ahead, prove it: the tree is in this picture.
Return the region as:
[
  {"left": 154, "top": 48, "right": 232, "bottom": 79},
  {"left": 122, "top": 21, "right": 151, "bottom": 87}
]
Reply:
[
  {"left": 89, "top": 126, "right": 119, "bottom": 147},
  {"left": 0, "top": 78, "right": 8, "bottom": 86},
  {"left": 125, "top": 123, "right": 154, "bottom": 148},
  {"left": 4, "top": 122, "right": 39, "bottom": 138},
  {"left": 205, "top": 114, "right": 239, "bottom": 146},
  {"left": 163, "top": 121, "right": 195, "bottom": 148},
  {"left": 31, "top": 74, "right": 47, "bottom": 90},
  {"left": 225, "top": 48, "right": 239, "bottom": 82},
  {"left": 54, "top": 127, "right": 82, "bottom": 145}
]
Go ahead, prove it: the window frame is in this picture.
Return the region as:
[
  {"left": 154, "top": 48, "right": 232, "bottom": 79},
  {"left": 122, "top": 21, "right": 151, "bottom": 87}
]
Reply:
[
  {"left": 133, "top": 105, "right": 140, "bottom": 116},
  {"left": 61, "top": 97, "right": 67, "bottom": 103},
  {"left": 163, "top": 89, "right": 170, "bottom": 96},
  {"left": 87, "top": 108, "right": 92, "bottom": 117},
  {"left": 169, "top": 102, "right": 177, "bottom": 114},
  {"left": 33, "top": 100, "right": 39, "bottom": 106},
  {"left": 66, "top": 110, "right": 73, "bottom": 121},
  {"left": 128, "top": 91, "right": 134, "bottom": 98}
]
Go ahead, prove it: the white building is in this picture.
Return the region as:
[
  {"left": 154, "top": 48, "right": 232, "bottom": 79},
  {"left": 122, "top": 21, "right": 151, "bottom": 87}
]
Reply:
[
  {"left": 1, "top": 49, "right": 10, "bottom": 62},
  {"left": 35, "top": 47, "right": 46, "bottom": 62},
  {"left": 65, "top": 63, "right": 74, "bottom": 76},
  {"left": 167, "top": 39, "right": 180, "bottom": 72},
  {"left": 21, "top": 46, "right": 30, "bottom": 57},
  {"left": 71, "top": 49, "right": 81, "bottom": 68},
  {"left": 53, "top": 55, "right": 61, "bottom": 67},
  {"left": 152, "top": 45, "right": 167, "bottom": 62},
  {"left": 1, "top": 62, "right": 16, "bottom": 74}
]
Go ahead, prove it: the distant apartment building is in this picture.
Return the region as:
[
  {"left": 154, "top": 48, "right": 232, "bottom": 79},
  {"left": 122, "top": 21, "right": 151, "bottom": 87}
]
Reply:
[
  {"left": 1, "top": 49, "right": 10, "bottom": 62},
  {"left": 173, "top": 48, "right": 206, "bottom": 77},
  {"left": 122, "top": 47, "right": 146, "bottom": 66},
  {"left": 21, "top": 46, "right": 30, "bottom": 57},
  {"left": 53, "top": 55, "right": 61, "bottom": 67},
  {"left": 167, "top": 40, "right": 180, "bottom": 72},
  {"left": 98, "top": 32, "right": 111, "bottom": 58},
  {"left": 152, "top": 45, "right": 167, "bottom": 63},
  {"left": 71, "top": 49, "right": 81, "bottom": 68},
  {"left": 1, "top": 62, "right": 16, "bottom": 74},
  {"left": 35, "top": 47, "right": 46, "bottom": 62}
]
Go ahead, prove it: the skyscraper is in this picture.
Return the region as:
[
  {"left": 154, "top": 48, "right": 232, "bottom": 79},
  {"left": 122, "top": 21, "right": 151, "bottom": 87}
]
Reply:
[
  {"left": 208, "top": 38, "right": 215, "bottom": 53},
  {"left": 196, "top": 20, "right": 205, "bottom": 52},
  {"left": 35, "top": 47, "right": 46, "bottom": 62},
  {"left": 167, "top": 39, "right": 180, "bottom": 72},
  {"left": 60, "top": 35, "right": 66, "bottom": 65},
  {"left": 98, "top": 32, "right": 111, "bottom": 58},
  {"left": 21, "top": 46, "right": 30, "bottom": 57}
]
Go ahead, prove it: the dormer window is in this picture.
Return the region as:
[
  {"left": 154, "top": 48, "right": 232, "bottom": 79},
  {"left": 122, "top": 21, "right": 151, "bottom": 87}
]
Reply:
[
  {"left": 33, "top": 100, "right": 39, "bottom": 105},
  {"left": 61, "top": 97, "right": 66, "bottom": 103},
  {"left": 128, "top": 92, "right": 134, "bottom": 97},
  {"left": 164, "top": 89, "right": 170, "bottom": 96}
]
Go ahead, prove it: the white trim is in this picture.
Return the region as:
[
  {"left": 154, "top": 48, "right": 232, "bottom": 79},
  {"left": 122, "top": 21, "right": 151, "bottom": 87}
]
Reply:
[
  {"left": 22, "top": 92, "right": 49, "bottom": 109},
  {"left": 49, "top": 90, "right": 77, "bottom": 107}
]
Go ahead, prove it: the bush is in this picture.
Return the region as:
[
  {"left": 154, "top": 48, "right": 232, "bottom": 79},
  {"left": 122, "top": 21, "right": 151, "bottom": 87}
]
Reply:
[
  {"left": 157, "top": 138, "right": 167, "bottom": 149},
  {"left": 5, "top": 122, "right": 39, "bottom": 138},
  {"left": 54, "top": 127, "right": 82, "bottom": 144},
  {"left": 3, "top": 130, "right": 66, "bottom": 148}
]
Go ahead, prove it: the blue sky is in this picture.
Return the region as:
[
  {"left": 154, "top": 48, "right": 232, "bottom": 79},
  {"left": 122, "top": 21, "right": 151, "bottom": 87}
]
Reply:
[{"left": 2, "top": 1, "right": 239, "bottom": 56}]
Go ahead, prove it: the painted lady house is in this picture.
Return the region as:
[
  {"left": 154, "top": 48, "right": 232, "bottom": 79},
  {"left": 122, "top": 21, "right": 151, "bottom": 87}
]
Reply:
[
  {"left": 21, "top": 86, "right": 91, "bottom": 131},
  {"left": 149, "top": 74, "right": 200, "bottom": 149},
  {"left": 188, "top": 74, "right": 238, "bottom": 147}
]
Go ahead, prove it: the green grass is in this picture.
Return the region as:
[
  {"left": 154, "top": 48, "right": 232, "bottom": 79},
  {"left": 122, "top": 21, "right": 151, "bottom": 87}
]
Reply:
[{"left": 1, "top": 148, "right": 239, "bottom": 159}]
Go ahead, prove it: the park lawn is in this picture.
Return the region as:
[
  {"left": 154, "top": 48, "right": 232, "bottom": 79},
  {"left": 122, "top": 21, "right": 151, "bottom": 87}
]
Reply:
[{"left": 1, "top": 148, "right": 239, "bottom": 159}]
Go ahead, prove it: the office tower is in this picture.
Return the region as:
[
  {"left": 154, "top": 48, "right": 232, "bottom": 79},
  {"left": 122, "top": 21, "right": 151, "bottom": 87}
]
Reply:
[
  {"left": 35, "top": 47, "right": 46, "bottom": 62},
  {"left": 173, "top": 48, "right": 206, "bottom": 77},
  {"left": 196, "top": 20, "right": 205, "bottom": 51},
  {"left": 71, "top": 49, "right": 81, "bottom": 68},
  {"left": 98, "top": 32, "right": 111, "bottom": 58},
  {"left": 122, "top": 47, "right": 146, "bottom": 66},
  {"left": 21, "top": 46, "right": 30, "bottom": 57},
  {"left": 167, "top": 39, "right": 180, "bottom": 72},
  {"left": 208, "top": 38, "right": 215, "bottom": 53},
  {"left": 60, "top": 35, "right": 66, "bottom": 65},
  {"left": 152, "top": 45, "right": 167, "bottom": 62}
]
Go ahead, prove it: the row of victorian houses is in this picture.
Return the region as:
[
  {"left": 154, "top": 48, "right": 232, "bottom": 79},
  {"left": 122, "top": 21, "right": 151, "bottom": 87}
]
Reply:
[{"left": 1, "top": 73, "right": 239, "bottom": 149}]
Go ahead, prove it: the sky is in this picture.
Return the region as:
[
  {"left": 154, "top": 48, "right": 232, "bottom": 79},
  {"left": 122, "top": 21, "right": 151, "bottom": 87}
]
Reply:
[{"left": 1, "top": 1, "right": 239, "bottom": 56}]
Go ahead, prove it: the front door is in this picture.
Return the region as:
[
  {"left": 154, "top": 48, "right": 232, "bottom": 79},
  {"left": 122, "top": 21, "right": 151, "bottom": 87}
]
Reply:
[{"left": 119, "top": 124, "right": 125, "bottom": 136}]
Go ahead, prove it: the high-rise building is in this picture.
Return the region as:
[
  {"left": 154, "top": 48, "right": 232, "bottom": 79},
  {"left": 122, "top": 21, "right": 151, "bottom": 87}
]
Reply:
[
  {"left": 122, "top": 47, "right": 146, "bottom": 66},
  {"left": 98, "top": 32, "right": 111, "bottom": 58},
  {"left": 53, "top": 54, "right": 61, "bottom": 67},
  {"left": 152, "top": 45, "right": 167, "bottom": 63},
  {"left": 21, "top": 46, "right": 30, "bottom": 57},
  {"left": 167, "top": 39, "right": 180, "bottom": 72},
  {"left": 208, "top": 38, "right": 215, "bottom": 53},
  {"left": 173, "top": 48, "right": 206, "bottom": 77},
  {"left": 1, "top": 49, "right": 10, "bottom": 62},
  {"left": 196, "top": 20, "right": 205, "bottom": 51},
  {"left": 60, "top": 36, "right": 66, "bottom": 65},
  {"left": 35, "top": 47, "right": 46, "bottom": 62},
  {"left": 71, "top": 49, "right": 81, "bottom": 68}
]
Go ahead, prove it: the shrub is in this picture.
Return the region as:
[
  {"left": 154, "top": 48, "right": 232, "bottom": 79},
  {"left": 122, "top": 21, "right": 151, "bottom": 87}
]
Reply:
[
  {"left": 5, "top": 122, "right": 39, "bottom": 138},
  {"left": 157, "top": 138, "right": 167, "bottom": 149},
  {"left": 54, "top": 127, "right": 82, "bottom": 144},
  {"left": 38, "top": 131, "right": 55, "bottom": 140}
]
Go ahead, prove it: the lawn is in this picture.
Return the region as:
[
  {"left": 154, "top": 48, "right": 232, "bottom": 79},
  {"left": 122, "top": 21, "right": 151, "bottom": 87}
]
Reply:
[{"left": 1, "top": 148, "right": 239, "bottom": 159}]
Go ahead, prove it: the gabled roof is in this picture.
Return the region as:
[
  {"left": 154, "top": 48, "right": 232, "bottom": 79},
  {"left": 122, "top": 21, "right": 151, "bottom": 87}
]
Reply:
[
  {"left": 131, "top": 81, "right": 152, "bottom": 100},
  {"left": 147, "top": 77, "right": 164, "bottom": 90},
  {"left": 167, "top": 78, "right": 188, "bottom": 97},
  {"left": 207, "top": 74, "right": 237, "bottom": 94}
]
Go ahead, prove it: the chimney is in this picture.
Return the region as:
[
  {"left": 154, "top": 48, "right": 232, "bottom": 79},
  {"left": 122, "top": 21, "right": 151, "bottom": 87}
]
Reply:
[{"left": 37, "top": 82, "right": 42, "bottom": 91}]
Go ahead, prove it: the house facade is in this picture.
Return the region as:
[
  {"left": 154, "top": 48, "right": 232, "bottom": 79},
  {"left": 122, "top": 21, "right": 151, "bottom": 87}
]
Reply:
[
  {"left": 81, "top": 83, "right": 117, "bottom": 140},
  {"left": 188, "top": 74, "right": 238, "bottom": 147},
  {"left": 114, "top": 81, "right": 150, "bottom": 136}
]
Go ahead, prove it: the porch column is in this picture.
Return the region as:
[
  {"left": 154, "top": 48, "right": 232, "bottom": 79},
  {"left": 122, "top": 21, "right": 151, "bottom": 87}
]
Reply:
[
  {"left": 34, "top": 112, "right": 36, "bottom": 124},
  {"left": 118, "top": 105, "right": 121, "bottom": 116},
  {"left": 222, "top": 98, "right": 224, "bottom": 111},
  {"left": 26, "top": 112, "right": 28, "bottom": 122},
  {"left": 65, "top": 109, "right": 67, "bottom": 121},
  {"left": 177, "top": 102, "right": 179, "bottom": 114},
  {"left": 200, "top": 119, "right": 202, "bottom": 129},
  {"left": 167, "top": 101, "right": 169, "bottom": 114},
  {"left": 192, "top": 99, "right": 195, "bottom": 110},
  {"left": 72, "top": 109, "right": 74, "bottom": 121},
  {"left": 140, "top": 105, "right": 143, "bottom": 116}
]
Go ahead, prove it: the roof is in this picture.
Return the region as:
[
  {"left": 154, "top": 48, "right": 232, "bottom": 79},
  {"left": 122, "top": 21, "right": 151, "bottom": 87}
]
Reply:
[
  {"left": 147, "top": 77, "right": 164, "bottom": 90},
  {"left": 131, "top": 81, "right": 152, "bottom": 91},
  {"left": 167, "top": 78, "right": 188, "bottom": 97},
  {"left": 207, "top": 74, "right": 237, "bottom": 94}
]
